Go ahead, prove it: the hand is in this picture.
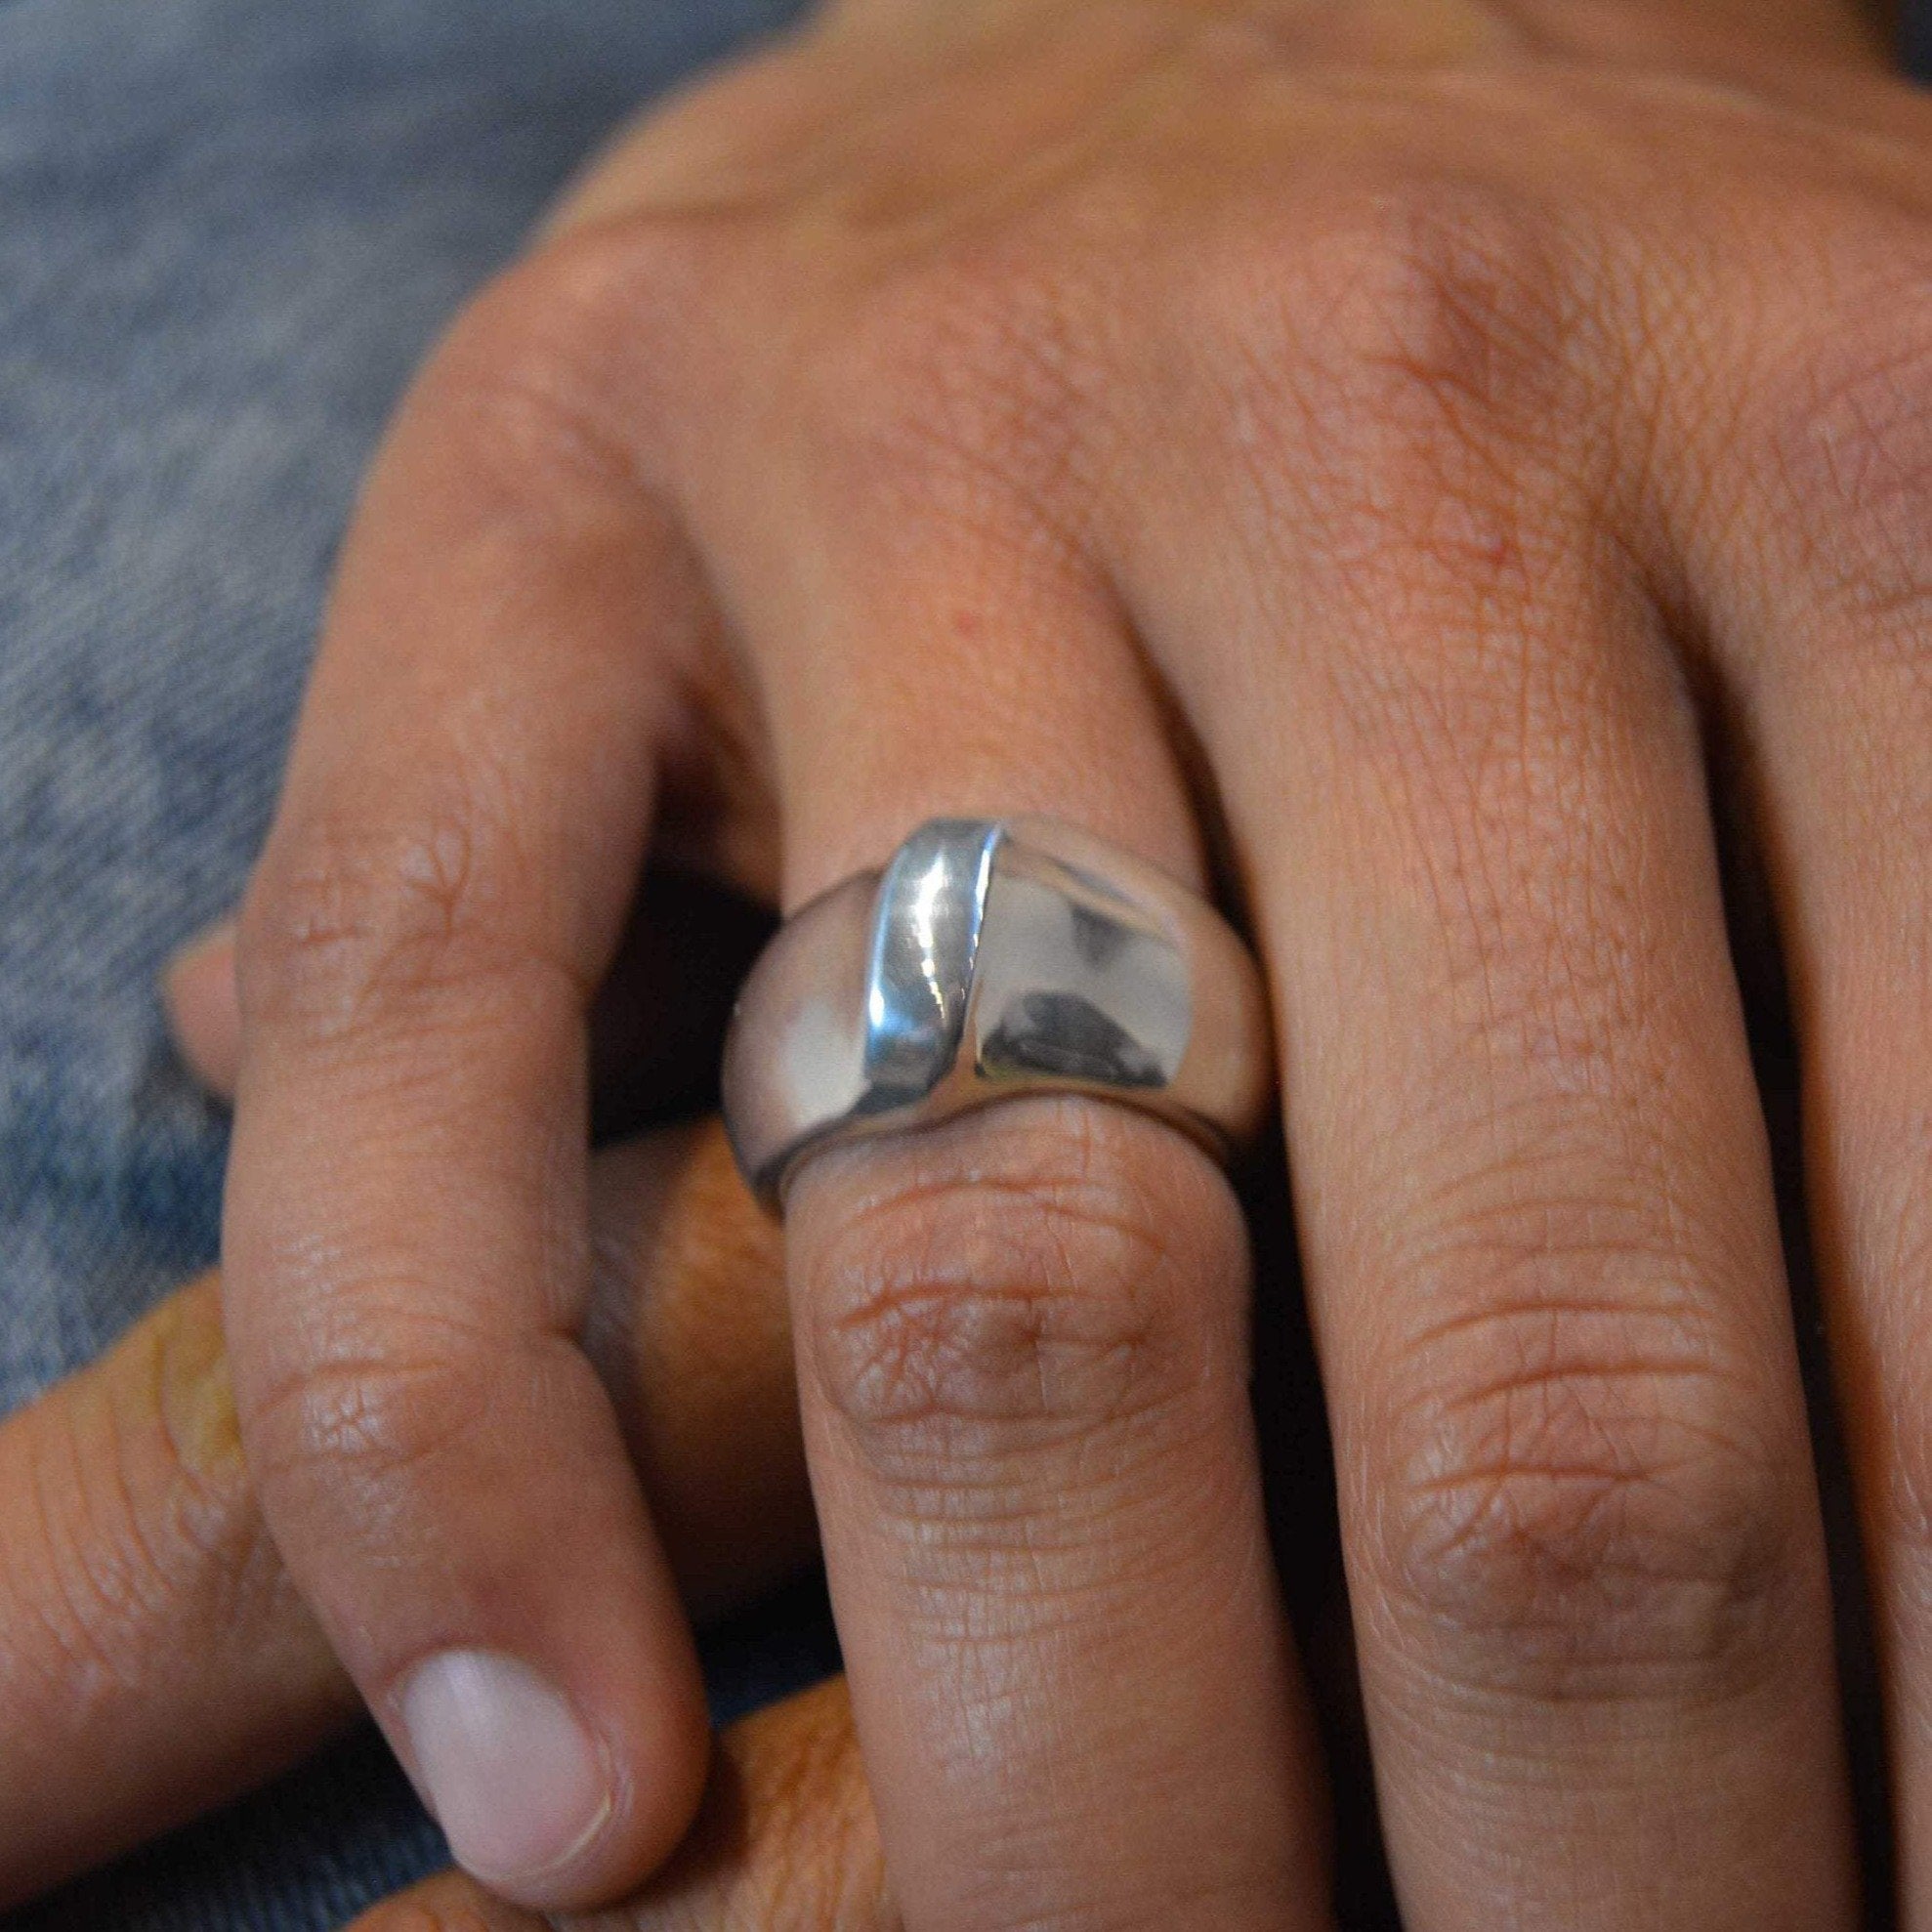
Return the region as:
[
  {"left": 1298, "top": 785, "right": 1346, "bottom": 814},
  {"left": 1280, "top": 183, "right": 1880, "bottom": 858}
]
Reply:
[
  {"left": 0, "top": 956, "right": 1347, "bottom": 1923},
  {"left": 195, "top": 0, "right": 1932, "bottom": 1922},
  {"left": 0, "top": 1094, "right": 826, "bottom": 1912},
  {"left": 0, "top": 899, "right": 1344, "bottom": 1923}
]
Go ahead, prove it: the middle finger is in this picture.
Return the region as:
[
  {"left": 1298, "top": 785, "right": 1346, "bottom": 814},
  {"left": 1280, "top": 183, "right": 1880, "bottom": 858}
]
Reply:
[{"left": 1113, "top": 238, "right": 1857, "bottom": 1926}]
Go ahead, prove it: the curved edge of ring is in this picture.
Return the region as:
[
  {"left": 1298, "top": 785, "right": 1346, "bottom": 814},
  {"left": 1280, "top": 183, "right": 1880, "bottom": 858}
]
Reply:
[
  {"left": 721, "top": 870, "right": 882, "bottom": 1208},
  {"left": 722, "top": 818, "right": 1276, "bottom": 1213}
]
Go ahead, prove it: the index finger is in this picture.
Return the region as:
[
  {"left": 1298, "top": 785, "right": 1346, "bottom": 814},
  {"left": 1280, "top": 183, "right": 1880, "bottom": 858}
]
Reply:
[{"left": 224, "top": 236, "right": 721, "bottom": 1911}]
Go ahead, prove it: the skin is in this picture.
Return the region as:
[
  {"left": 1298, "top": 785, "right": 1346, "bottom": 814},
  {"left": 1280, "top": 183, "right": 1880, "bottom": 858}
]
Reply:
[
  {"left": 0, "top": 1119, "right": 809, "bottom": 1910},
  {"left": 7, "top": 0, "right": 1932, "bottom": 1922}
]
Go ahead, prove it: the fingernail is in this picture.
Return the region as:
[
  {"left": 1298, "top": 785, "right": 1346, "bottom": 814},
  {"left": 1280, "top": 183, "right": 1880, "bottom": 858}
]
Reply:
[{"left": 399, "top": 1651, "right": 613, "bottom": 1887}]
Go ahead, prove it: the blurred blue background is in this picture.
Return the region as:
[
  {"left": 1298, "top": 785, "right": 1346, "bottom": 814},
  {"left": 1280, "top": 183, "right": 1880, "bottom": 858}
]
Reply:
[{"left": 0, "top": 4, "right": 830, "bottom": 1926}]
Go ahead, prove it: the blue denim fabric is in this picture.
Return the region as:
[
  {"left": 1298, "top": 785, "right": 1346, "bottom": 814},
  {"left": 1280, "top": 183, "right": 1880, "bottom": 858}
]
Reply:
[
  {"left": 1, "top": 2, "right": 1926, "bottom": 1926},
  {"left": 0, "top": 3, "right": 830, "bottom": 1926}
]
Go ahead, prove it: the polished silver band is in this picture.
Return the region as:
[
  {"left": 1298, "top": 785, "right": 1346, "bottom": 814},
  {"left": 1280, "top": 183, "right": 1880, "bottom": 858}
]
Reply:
[{"left": 721, "top": 817, "right": 1273, "bottom": 1210}]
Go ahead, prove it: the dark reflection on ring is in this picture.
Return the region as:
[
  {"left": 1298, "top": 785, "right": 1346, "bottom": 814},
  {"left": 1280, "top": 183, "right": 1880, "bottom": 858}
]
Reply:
[{"left": 979, "top": 990, "right": 1166, "bottom": 1088}]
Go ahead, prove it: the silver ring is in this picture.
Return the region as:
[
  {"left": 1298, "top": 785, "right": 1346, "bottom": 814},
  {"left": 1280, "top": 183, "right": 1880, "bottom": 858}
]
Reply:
[{"left": 721, "top": 817, "right": 1273, "bottom": 1210}]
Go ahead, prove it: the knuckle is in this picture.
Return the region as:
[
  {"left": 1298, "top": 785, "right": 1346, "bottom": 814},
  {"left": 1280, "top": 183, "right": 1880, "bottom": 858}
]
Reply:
[
  {"left": 10, "top": 1283, "right": 274, "bottom": 1712},
  {"left": 1365, "top": 1211, "right": 1802, "bottom": 1701},
  {"left": 1192, "top": 175, "right": 1610, "bottom": 750},
  {"left": 793, "top": 1099, "right": 1244, "bottom": 1473},
  {"left": 1224, "top": 175, "right": 1591, "bottom": 531},
  {"left": 240, "top": 769, "right": 573, "bottom": 1045},
  {"left": 138, "top": 1281, "right": 284, "bottom": 1602},
  {"left": 1751, "top": 234, "right": 1932, "bottom": 650},
  {"left": 785, "top": 243, "right": 1094, "bottom": 532},
  {"left": 412, "top": 216, "right": 718, "bottom": 511},
  {"left": 237, "top": 1305, "right": 498, "bottom": 1514}
]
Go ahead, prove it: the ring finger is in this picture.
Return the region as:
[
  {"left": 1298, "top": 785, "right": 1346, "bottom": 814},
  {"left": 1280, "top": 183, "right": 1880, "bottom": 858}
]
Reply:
[{"left": 686, "top": 372, "right": 1331, "bottom": 1925}]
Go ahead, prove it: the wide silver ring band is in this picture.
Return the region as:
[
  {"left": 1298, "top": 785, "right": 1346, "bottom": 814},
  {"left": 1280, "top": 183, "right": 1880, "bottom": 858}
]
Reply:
[{"left": 721, "top": 817, "right": 1273, "bottom": 1210}]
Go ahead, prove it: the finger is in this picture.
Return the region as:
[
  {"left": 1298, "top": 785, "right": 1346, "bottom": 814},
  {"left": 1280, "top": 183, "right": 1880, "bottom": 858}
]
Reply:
[
  {"left": 165, "top": 868, "right": 775, "bottom": 1135},
  {"left": 343, "top": 1677, "right": 889, "bottom": 1932},
  {"left": 1704, "top": 261, "right": 1932, "bottom": 1921},
  {"left": 0, "top": 1120, "right": 804, "bottom": 1910},
  {"left": 164, "top": 917, "right": 241, "bottom": 1096},
  {"left": 696, "top": 433, "right": 1329, "bottom": 1924},
  {"left": 222, "top": 237, "right": 726, "bottom": 1907},
  {"left": 1109, "top": 269, "right": 1856, "bottom": 1923},
  {"left": 789, "top": 1108, "right": 1323, "bottom": 1929},
  {"left": 583, "top": 1124, "right": 809, "bottom": 1619},
  {"left": 0, "top": 1274, "right": 354, "bottom": 1911}
]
